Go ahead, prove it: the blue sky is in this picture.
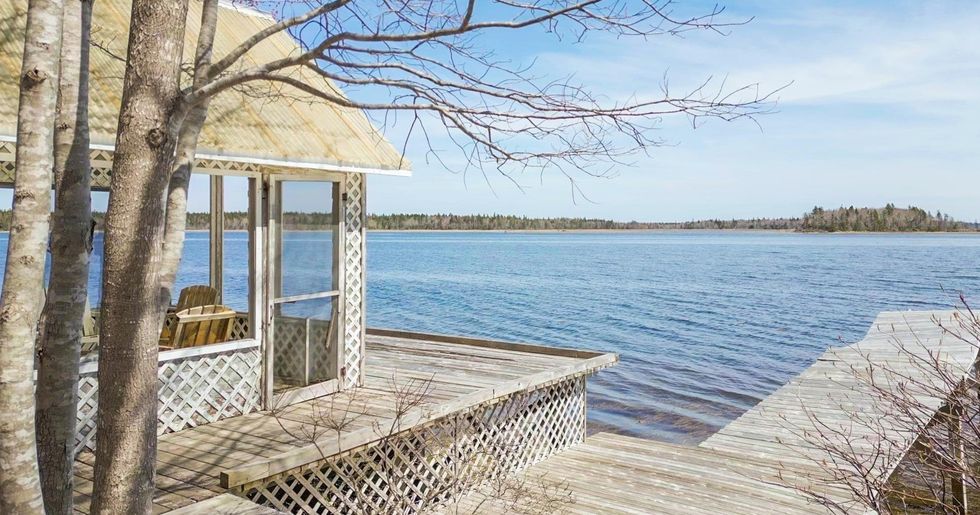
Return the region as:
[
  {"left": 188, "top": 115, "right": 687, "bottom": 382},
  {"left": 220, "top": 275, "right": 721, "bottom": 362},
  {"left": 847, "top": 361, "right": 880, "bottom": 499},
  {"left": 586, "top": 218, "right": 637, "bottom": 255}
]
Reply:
[
  {"left": 21, "top": 1, "right": 980, "bottom": 222},
  {"left": 356, "top": 0, "right": 980, "bottom": 222}
]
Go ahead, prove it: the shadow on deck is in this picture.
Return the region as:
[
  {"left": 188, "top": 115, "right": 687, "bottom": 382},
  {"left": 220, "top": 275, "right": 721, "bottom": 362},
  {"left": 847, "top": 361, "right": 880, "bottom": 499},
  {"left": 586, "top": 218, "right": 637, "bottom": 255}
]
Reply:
[{"left": 72, "top": 330, "right": 616, "bottom": 513}]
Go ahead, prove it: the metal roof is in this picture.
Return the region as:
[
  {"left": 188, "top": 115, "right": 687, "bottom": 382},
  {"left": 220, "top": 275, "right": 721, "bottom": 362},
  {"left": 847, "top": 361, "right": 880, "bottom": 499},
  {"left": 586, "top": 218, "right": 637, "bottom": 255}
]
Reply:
[{"left": 0, "top": 0, "right": 410, "bottom": 176}]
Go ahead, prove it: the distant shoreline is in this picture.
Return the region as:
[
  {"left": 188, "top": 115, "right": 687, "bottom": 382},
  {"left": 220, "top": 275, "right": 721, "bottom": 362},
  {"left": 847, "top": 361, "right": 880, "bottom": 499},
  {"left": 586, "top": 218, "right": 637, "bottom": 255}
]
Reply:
[
  {"left": 11, "top": 205, "right": 972, "bottom": 234},
  {"left": 179, "top": 228, "right": 980, "bottom": 235},
  {"left": 367, "top": 229, "right": 980, "bottom": 234}
]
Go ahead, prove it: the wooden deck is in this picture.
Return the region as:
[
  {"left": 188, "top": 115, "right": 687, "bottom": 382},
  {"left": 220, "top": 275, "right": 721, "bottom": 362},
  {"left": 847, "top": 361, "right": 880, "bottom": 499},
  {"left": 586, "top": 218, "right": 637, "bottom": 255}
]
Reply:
[
  {"left": 71, "top": 330, "right": 616, "bottom": 513},
  {"left": 442, "top": 432, "right": 816, "bottom": 514},
  {"left": 450, "top": 310, "right": 980, "bottom": 514}
]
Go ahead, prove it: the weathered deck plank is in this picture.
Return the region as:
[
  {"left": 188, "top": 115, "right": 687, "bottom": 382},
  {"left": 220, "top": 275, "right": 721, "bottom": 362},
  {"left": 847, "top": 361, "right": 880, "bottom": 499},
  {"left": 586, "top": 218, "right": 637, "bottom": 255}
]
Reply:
[
  {"left": 71, "top": 332, "right": 614, "bottom": 512},
  {"left": 443, "top": 432, "right": 817, "bottom": 515}
]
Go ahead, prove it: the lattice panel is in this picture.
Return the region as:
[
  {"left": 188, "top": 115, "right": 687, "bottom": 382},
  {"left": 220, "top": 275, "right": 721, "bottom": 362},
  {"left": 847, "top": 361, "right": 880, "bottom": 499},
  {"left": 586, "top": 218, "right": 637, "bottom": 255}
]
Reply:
[
  {"left": 311, "top": 319, "right": 338, "bottom": 383},
  {"left": 157, "top": 347, "right": 262, "bottom": 434},
  {"left": 238, "top": 376, "right": 587, "bottom": 514},
  {"left": 194, "top": 158, "right": 261, "bottom": 173},
  {"left": 73, "top": 346, "right": 261, "bottom": 456},
  {"left": 90, "top": 149, "right": 113, "bottom": 190},
  {"left": 231, "top": 314, "right": 251, "bottom": 340},
  {"left": 274, "top": 317, "right": 309, "bottom": 385},
  {"left": 0, "top": 140, "right": 14, "bottom": 183},
  {"left": 0, "top": 141, "right": 259, "bottom": 190},
  {"left": 74, "top": 374, "right": 100, "bottom": 455},
  {"left": 274, "top": 317, "right": 337, "bottom": 386},
  {"left": 342, "top": 174, "right": 365, "bottom": 388}
]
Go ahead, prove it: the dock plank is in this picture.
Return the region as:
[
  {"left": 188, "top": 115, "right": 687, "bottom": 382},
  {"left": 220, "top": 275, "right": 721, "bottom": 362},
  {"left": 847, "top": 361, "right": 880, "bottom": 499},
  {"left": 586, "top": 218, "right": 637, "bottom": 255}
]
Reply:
[
  {"left": 700, "top": 310, "right": 977, "bottom": 511},
  {"left": 451, "top": 310, "right": 977, "bottom": 514},
  {"left": 443, "top": 433, "right": 817, "bottom": 515}
]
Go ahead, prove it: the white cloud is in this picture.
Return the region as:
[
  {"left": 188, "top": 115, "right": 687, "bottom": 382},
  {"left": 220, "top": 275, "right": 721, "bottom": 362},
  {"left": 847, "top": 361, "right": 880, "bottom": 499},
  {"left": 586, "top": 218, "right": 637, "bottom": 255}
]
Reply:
[
  {"left": 534, "top": 1, "right": 980, "bottom": 108},
  {"left": 367, "top": 1, "right": 980, "bottom": 221}
]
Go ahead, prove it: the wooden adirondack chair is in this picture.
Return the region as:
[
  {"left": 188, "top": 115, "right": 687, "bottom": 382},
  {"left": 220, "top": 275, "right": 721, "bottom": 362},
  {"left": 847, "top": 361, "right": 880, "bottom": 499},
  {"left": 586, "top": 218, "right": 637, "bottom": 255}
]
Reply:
[
  {"left": 163, "top": 305, "right": 236, "bottom": 349},
  {"left": 81, "top": 299, "right": 99, "bottom": 354},
  {"left": 161, "top": 285, "right": 220, "bottom": 344},
  {"left": 175, "top": 285, "right": 219, "bottom": 311}
]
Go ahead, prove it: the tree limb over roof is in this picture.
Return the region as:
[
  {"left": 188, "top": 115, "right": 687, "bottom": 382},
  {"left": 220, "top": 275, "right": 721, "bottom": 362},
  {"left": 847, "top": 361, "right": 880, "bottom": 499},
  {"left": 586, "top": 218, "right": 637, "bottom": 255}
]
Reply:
[{"left": 0, "top": 0, "right": 411, "bottom": 175}]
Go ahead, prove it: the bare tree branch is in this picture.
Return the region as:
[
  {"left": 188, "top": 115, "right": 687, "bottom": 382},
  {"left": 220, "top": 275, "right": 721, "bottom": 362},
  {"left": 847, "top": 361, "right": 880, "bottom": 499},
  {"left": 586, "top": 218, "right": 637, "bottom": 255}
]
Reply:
[{"left": 181, "top": 0, "right": 777, "bottom": 186}]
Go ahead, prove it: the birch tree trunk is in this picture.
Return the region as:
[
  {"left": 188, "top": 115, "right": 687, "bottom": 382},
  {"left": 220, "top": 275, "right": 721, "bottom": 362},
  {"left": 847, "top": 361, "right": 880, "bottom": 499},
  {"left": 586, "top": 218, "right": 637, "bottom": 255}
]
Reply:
[
  {"left": 35, "top": 0, "right": 93, "bottom": 511},
  {"left": 90, "top": 0, "right": 189, "bottom": 512},
  {"left": 0, "top": 0, "right": 64, "bottom": 512},
  {"left": 159, "top": 0, "right": 218, "bottom": 305}
]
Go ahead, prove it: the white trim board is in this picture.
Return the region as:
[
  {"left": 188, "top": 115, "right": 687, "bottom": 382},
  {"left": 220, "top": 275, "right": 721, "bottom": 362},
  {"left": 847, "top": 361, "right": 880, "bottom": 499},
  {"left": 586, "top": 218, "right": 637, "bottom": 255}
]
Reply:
[{"left": 0, "top": 134, "right": 412, "bottom": 177}]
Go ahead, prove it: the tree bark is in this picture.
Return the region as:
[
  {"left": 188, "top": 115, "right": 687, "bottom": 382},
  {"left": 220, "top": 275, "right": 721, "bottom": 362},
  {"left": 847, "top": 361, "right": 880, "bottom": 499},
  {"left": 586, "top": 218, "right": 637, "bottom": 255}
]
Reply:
[
  {"left": 89, "top": 0, "right": 189, "bottom": 512},
  {"left": 159, "top": 0, "right": 218, "bottom": 306},
  {"left": 0, "top": 0, "right": 64, "bottom": 512},
  {"left": 35, "top": 0, "right": 93, "bottom": 512}
]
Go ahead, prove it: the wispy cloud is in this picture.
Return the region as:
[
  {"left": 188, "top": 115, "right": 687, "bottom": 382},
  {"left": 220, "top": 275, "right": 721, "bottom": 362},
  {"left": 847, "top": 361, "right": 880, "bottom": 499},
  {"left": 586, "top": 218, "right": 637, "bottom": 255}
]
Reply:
[
  {"left": 535, "top": 1, "right": 980, "bottom": 108},
  {"left": 369, "top": 1, "right": 980, "bottom": 220}
]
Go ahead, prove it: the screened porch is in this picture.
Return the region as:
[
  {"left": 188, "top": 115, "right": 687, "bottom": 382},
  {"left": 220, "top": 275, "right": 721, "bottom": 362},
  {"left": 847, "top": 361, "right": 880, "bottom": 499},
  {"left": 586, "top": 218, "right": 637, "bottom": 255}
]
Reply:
[{"left": 67, "top": 164, "right": 373, "bottom": 455}]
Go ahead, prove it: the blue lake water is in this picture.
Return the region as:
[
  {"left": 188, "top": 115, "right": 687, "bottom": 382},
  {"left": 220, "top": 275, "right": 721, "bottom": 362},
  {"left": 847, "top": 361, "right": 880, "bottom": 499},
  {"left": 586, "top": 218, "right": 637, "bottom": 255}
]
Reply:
[{"left": 6, "top": 230, "right": 980, "bottom": 443}]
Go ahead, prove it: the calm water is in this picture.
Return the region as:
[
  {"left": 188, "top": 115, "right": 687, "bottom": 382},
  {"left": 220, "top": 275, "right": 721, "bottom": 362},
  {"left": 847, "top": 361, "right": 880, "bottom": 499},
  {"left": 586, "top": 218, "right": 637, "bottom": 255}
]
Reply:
[{"left": 6, "top": 231, "right": 980, "bottom": 443}]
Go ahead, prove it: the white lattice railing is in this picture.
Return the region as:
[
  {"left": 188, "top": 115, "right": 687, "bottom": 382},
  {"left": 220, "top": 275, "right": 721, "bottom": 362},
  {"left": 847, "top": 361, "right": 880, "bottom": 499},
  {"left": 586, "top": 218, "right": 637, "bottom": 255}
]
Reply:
[
  {"left": 236, "top": 375, "right": 587, "bottom": 514},
  {"left": 75, "top": 339, "right": 262, "bottom": 456}
]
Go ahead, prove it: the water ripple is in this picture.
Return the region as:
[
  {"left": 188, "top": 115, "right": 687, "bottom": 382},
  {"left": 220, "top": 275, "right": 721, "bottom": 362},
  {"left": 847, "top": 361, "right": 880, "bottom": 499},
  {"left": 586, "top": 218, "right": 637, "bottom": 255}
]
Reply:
[
  {"left": 24, "top": 230, "right": 976, "bottom": 445},
  {"left": 367, "top": 231, "right": 980, "bottom": 443}
]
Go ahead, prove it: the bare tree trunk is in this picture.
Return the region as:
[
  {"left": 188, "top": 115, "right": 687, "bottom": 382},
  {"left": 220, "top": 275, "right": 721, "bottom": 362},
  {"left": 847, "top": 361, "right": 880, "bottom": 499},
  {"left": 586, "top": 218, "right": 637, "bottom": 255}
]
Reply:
[
  {"left": 35, "top": 0, "right": 93, "bottom": 511},
  {"left": 89, "top": 0, "right": 189, "bottom": 512},
  {"left": 0, "top": 0, "right": 64, "bottom": 512},
  {"left": 159, "top": 0, "right": 218, "bottom": 306}
]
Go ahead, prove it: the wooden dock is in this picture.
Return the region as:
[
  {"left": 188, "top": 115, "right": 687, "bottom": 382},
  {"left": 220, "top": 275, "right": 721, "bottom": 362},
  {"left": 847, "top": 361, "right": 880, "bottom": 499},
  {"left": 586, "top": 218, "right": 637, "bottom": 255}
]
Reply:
[
  {"left": 71, "top": 331, "right": 616, "bottom": 513},
  {"left": 450, "top": 310, "right": 980, "bottom": 514},
  {"left": 442, "top": 432, "right": 817, "bottom": 514},
  {"left": 700, "top": 310, "right": 977, "bottom": 505}
]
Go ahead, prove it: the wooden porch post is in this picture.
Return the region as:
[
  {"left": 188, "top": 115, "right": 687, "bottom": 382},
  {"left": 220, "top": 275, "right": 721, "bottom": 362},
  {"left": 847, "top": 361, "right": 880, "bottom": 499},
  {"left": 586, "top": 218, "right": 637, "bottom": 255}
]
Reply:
[
  {"left": 334, "top": 178, "right": 344, "bottom": 384},
  {"left": 249, "top": 176, "right": 272, "bottom": 408},
  {"left": 940, "top": 398, "right": 969, "bottom": 515},
  {"left": 359, "top": 176, "right": 367, "bottom": 387},
  {"left": 210, "top": 174, "right": 224, "bottom": 303},
  {"left": 947, "top": 399, "right": 968, "bottom": 515}
]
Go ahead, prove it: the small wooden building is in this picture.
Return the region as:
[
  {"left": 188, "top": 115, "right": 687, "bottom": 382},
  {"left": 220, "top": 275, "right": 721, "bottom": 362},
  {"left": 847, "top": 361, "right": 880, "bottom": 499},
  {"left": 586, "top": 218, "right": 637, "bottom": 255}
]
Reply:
[{"left": 0, "top": 1, "right": 616, "bottom": 513}]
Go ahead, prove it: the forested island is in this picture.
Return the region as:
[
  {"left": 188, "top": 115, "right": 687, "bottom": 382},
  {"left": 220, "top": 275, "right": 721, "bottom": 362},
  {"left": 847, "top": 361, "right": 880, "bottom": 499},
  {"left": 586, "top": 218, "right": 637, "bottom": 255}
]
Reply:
[
  {"left": 799, "top": 205, "right": 970, "bottom": 232},
  {"left": 0, "top": 205, "right": 974, "bottom": 232}
]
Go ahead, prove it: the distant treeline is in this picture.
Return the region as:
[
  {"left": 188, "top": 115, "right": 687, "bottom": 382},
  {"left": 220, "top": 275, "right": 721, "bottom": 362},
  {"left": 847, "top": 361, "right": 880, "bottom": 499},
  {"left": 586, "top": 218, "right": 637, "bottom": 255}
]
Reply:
[
  {"left": 183, "top": 212, "right": 335, "bottom": 230},
  {"left": 0, "top": 205, "right": 974, "bottom": 232},
  {"left": 366, "top": 207, "right": 979, "bottom": 232},
  {"left": 800, "top": 205, "right": 975, "bottom": 232},
  {"left": 366, "top": 213, "right": 801, "bottom": 231}
]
